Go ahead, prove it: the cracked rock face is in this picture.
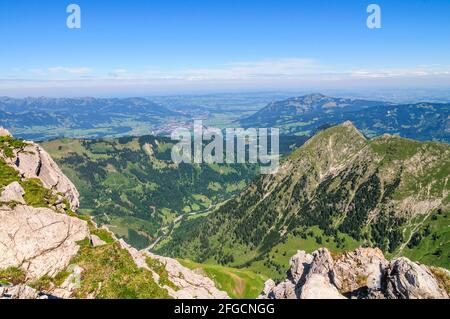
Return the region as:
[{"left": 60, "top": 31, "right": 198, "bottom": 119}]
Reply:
[
  {"left": 300, "top": 273, "right": 346, "bottom": 299},
  {"left": 260, "top": 247, "right": 449, "bottom": 300},
  {"left": 386, "top": 257, "right": 448, "bottom": 299},
  {"left": 0, "top": 205, "right": 89, "bottom": 279},
  {"left": 270, "top": 280, "right": 297, "bottom": 299},
  {"left": 289, "top": 250, "right": 313, "bottom": 283},
  {"left": 9, "top": 143, "right": 80, "bottom": 210},
  {"left": 299, "top": 249, "right": 345, "bottom": 299},
  {"left": 333, "top": 247, "right": 388, "bottom": 293}
]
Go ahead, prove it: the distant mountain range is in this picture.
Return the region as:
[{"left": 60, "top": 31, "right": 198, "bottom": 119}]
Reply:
[
  {"left": 0, "top": 96, "right": 177, "bottom": 115},
  {"left": 240, "top": 93, "right": 450, "bottom": 143},
  {"left": 241, "top": 93, "right": 393, "bottom": 124},
  {"left": 0, "top": 97, "right": 183, "bottom": 140},
  {"left": 1, "top": 94, "right": 449, "bottom": 143}
]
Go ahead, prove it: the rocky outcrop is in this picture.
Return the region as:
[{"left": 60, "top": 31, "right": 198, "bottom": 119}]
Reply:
[
  {"left": 267, "top": 280, "right": 297, "bottom": 299},
  {"left": 0, "top": 182, "right": 25, "bottom": 204},
  {"left": 300, "top": 274, "right": 345, "bottom": 299},
  {"left": 299, "top": 249, "right": 345, "bottom": 299},
  {"left": 386, "top": 258, "right": 448, "bottom": 299},
  {"left": 0, "top": 284, "right": 42, "bottom": 299},
  {"left": 260, "top": 247, "right": 449, "bottom": 300},
  {"left": 289, "top": 250, "right": 313, "bottom": 283},
  {"left": 51, "top": 265, "right": 84, "bottom": 299},
  {"left": 0, "top": 204, "right": 89, "bottom": 278},
  {"left": 149, "top": 253, "right": 229, "bottom": 299},
  {"left": 7, "top": 143, "right": 80, "bottom": 210},
  {"left": 260, "top": 249, "right": 344, "bottom": 299},
  {"left": 118, "top": 240, "right": 229, "bottom": 299},
  {"left": 333, "top": 247, "right": 388, "bottom": 293},
  {"left": 89, "top": 235, "right": 106, "bottom": 247}
]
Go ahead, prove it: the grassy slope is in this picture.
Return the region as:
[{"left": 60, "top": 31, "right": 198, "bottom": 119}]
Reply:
[
  {"left": 178, "top": 259, "right": 267, "bottom": 299},
  {"left": 399, "top": 210, "right": 450, "bottom": 269},
  {"left": 43, "top": 136, "right": 258, "bottom": 249},
  {"left": 71, "top": 239, "right": 171, "bottom": 299},
  {"left": 157, "top": 124, "right": 449, "bottom": 276},
  {"left": 1, "top": 137, "right": 172, "bottom": 298}
]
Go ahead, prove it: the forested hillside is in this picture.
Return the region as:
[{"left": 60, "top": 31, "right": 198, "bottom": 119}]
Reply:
[{"left": 157, "top": 122, "right": 449, "bottom": 279}]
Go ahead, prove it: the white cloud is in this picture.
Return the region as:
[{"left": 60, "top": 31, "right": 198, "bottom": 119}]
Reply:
[
  {"left": 3, "top": 59, "right": 450, "bottom": 95},
  {"left": 139, "top": 58, "right": 322, "bottom": 81},
  {"left": 108, "top": 68, "right": 128, "bottom": 78},
  {"left": 113, "top": 68, "right": 128, "bottom": 74},
  {"left": 349, "top": 66, "right": 450, "bottom": 79},
  {"left": 47, "top": 66, "right": 92, "bottom": 74}
]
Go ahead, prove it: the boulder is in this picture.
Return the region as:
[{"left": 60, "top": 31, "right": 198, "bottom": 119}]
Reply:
[
  {"left": 90, "top": 234, "right": 106, "bottom": 247},
  {"left": 259, "top": 279, "right": 276, "bottom": 298},
  {"left": 333, "top": 247, "right": 388, "bottom": 293},
  {"left": 299, "top": 248, "right": 345, "bottom": 299},
  {"left": 299, "top": 273, "right": 346, "bottom": 299},
  {"left": 9, "top": 143, "right": 80, "bottom": 210},
  {"left": 0, "top": 205, "right": 89, "bottom": 278},
  {"left": 0, "top": 182, "right": 25, "bottom": 204},
  {"left": 0, "top": 284, "right": 40, "bottom": 299},
  {"left": 386, "top": 257, "right": 448, "bottom": 299},
  {"left": 289, "top": 250, "right": 313, "bottom": 283}
]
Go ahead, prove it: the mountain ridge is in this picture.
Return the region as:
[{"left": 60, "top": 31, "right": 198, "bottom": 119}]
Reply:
[
  {"left": 157, "top": 121, "right": 449, "bottom": 275},
  {"left": 241, "top": 93, "right": 393, "bottom": 125},
  {"left": 0, "top": 97, "right": 184, "bottom": 140},
  {"left": 239, "top": 94, "right": 450, "bottom": 143}
]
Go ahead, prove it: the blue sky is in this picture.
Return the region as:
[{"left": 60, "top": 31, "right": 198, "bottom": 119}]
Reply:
[{"left": 1, "top": 0, "right": 450, "bottom": 96}]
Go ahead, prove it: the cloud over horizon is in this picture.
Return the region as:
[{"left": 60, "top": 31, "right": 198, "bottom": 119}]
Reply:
[{"left": 1, "top": 58, "right": 450, "bottom": 97}]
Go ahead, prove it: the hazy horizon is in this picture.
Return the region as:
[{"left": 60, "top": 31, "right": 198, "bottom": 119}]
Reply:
[{"left": 1, "top": 0, "right": 450, "bottom": 96}]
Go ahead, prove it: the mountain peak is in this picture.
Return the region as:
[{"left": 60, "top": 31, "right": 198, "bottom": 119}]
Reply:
[
  {"left": 302, "top": 93, "right": 327, "bottom": 99},
  {"left": 241, "top": 94, "right": 393, "bottom": 130},
  {"left": 290, "top": 121, "right": 368, "bottom": 173},
  {"left": 289, "top": 93, "right": 328, "bottom": 103},
  {"left": 307, "top": 121, "right": 366, "bottom": 146},
  {"left": 341, "top": 120, "right": 355, "bottom": 128}
]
